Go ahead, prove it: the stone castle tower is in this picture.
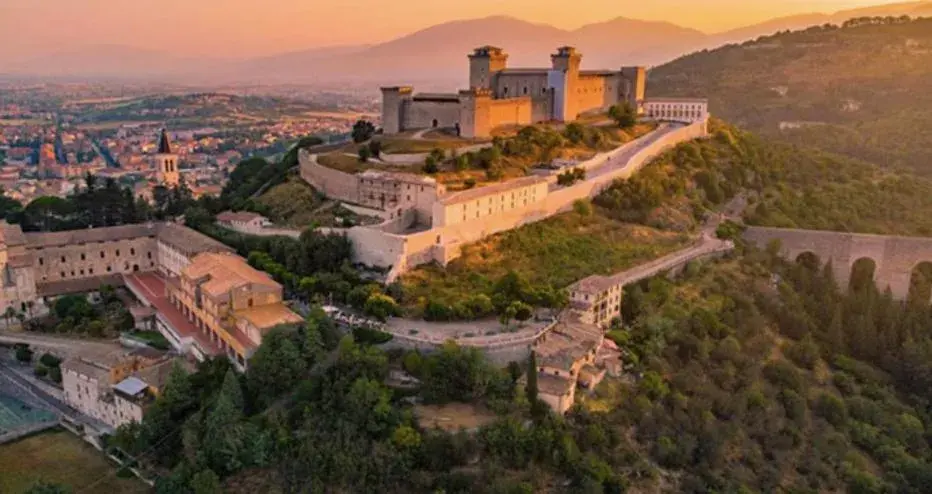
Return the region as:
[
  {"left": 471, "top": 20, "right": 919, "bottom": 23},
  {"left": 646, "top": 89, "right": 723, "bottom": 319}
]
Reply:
[{"left": 155, "top": 128, "right": 179, "bottom": 187}]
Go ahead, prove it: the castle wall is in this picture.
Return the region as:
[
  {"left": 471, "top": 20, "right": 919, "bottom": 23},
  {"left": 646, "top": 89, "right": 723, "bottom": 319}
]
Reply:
[
  {"left": 487, "top": 97, "right": 533, "bottom": 130},
  {"left": 299, "top": 151, "right": 359, "bottom": 204},
  {"left": 495, "top": 73, "right": 549, "bottom": 99},
  {"left": 531, "top": 96, "right": 551, "bottom": 122},
  {"left": 402, "top": 100, "right": 462, "bottom": 130},
  {"left": 574, "top": 76, "right": 612, "bottom": 117},
  {"left": 385, "top": 121, "right": 708, "bottom": 280}
]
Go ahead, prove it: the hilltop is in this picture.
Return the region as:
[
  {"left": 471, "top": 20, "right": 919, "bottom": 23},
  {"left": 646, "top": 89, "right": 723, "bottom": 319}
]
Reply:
[{"left": 649, "top": 17, "right": 932, "bottom": 175}]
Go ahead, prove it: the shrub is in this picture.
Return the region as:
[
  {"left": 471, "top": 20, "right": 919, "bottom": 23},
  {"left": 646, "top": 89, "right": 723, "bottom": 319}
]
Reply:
[
  {"left": 464, "top": 178, "right": 477, "bottom": 189},
  {"left": 814, "top": 393, "right": 848, "bottom": 427},
  {"left": 14, "top": 344, "right": 33, "bottom": 362},
  {"left": 352, "top": 326, "right": 394, "bottom": 345},
  {"left": 39, "top": 352, "right": 62, "bottom": 368},
  {"left": 358, "top": 145, "right": 372, "bottom": 162},
  {"left": 423, "top": 156, "right": 439, "bottom": 174},
  {"left": 34, "top": 364, "right": 48, "bottom": 378}
]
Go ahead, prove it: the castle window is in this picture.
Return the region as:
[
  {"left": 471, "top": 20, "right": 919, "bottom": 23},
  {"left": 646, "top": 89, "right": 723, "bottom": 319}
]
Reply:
[
  {"left": 100, "top": 251, "right": 105, "bottom": 258},
  {"left": 60, "top": 256, "right": 66, "bottom": 263},
  {"left": 80, "top": 270, "right": 84, "bottom": 275},
  {"left": 106, "top": 266, "right": 112, "bottom": 273},
  {"left": 541, "top": 87, "right": 546, "bottom": 95},
  {"left": 80, "top": 253, "right": 85, "bottom": 260},
  {"left": 131, "top": 248, "right": 135, "bottom": 255},
  {"left": 148, "top": 252, "right": 152, "bottom": 259},
  {"left": 116, "top": 249, "right": 120, "bottom": 257},
  {"left": 89, "top": 268, "right": 94, "bottom": 275},
  {"left": 503, "top": 87, "right": 509, "bottom": 96},
  {"left": 523, "top": 87, "right": 528, "bottom": 95},
  {"left": 38, "top": 258, "right": 43, "bottom": 266},
  {"left": 60, "top": 271, "right": 65, "bottom": 278}
]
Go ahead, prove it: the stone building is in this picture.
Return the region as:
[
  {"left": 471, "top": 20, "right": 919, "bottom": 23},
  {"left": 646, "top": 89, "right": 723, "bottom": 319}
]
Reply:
[
  {"left": 166, "top": 252, "right": 303, "bottom": 368},
  {"left": 643, "top": 98, "right": 709, "bottom": 127},
  {"left": 0, "top": 220, "right": 296, "bottom": 368},
  {"left": 216, "top": 211, "right": 272, "bottom": 234},
  {"left": 62, "top": 347, "right": 180, "bottom": 430},
  {"left": 155, "top": 129, "right": 180, "bottom": 187},
  {"left": 381, "top": 45, "right": 646, "bottom": 138},
  {"left": 531, "top": 320, "right": 615, "bottom": 415}
]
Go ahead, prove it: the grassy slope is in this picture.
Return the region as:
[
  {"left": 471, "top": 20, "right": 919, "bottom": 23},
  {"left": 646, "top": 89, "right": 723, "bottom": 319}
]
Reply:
[
  {"left": 649, "top": 18, "right": 932, "bottom": 174},
  {"left": 399, "top": 210, "right": 691, "bottom": 315},
  {"left": 0, "top": 430, "right": 148, "bottom": 494}
]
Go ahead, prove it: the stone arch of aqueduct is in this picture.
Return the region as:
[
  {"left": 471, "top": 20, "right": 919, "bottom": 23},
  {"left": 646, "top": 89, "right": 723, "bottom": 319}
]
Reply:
[{"left": 743, "top": 226, "right": 932, "bottom": 300}]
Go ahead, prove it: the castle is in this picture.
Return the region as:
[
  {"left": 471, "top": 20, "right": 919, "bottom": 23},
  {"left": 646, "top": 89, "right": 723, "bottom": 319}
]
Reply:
[{"left": 381, "top": 46, "right": 646, "bottom": 138}]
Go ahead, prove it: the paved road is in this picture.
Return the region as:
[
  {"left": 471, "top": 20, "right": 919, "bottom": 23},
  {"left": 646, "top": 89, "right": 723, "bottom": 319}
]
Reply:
[{"left": 0, "top": 331, "right": 123, "bottom": 357}]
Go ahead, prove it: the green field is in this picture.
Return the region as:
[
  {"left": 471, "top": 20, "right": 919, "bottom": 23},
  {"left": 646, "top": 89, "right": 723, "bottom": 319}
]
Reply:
[
  {"left": 399, "top": 208, "right": 692, "bottom": 315},
  {"left": 0, "top": 429, "right": 149, "bottom": 494}
]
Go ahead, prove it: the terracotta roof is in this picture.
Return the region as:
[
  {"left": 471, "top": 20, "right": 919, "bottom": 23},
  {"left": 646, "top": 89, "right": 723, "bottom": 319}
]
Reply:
[
  {"left": 235, "top": 303, "right": 303, "bottom": 331},
  {"left": 440, "top": 175, "right": 547, "bottom": 206},
  {"left": 535, "top": 320, "right": 603, "bottom": 371},
  {"left": 25, "top": 224, "right": 158, "bottom": 249},
  {"left": 580, "top": 70, "right": 618, "bottom": 77},
  {"left": 569, "top": 274, "right": 617, "bottom": 295},
  {"left": 216, "top": 211, "right": 264, "bottom": 223},
  {"left": 157, "top": 129, "right": 172, "bottom": 154},
  {"left": 184, "top": 252, "right": 280, "bottom": 298},
  {"left": 156, "top": 222, "right": 233, "bottom": 257},
  {"left": 132, "top": 358, "right": 178, "bottom": 390}
]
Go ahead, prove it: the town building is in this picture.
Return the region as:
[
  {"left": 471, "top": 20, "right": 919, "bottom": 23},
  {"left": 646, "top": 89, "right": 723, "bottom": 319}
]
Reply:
[
  {"left": 165, "top": 252, "right": 303, "bottom": 368},
  {"left": 0, "top": 220, "right": 299, "bottom": 368},
  {"left": 381, "top": 46, "right": 646, "bottom": 138},
  {"left": 530, "top": 319, "right": 620, "bottom": 414},
  {"left": 643, "top": 97, "right": 710, "bottom": 126},
  {"left": 216, "top": 211, "right": 272, "bottom": 234},
  {"left": 61, "top": 347, "right": 181, "bottom": 430}
]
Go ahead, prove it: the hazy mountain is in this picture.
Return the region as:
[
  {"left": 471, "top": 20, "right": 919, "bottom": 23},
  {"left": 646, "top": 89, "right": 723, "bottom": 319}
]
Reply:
[
  {"left": 5, "top": 1, "right": 932, "bottom": 84},
  {"left": 712, "top": 1, "right": 932, "bottom": 45},
  {"left": 649, "top": 17, "right": 932, "bottom": 175},
  {"left": 5, "top": 44, "right": 228, "bottom": 79}
]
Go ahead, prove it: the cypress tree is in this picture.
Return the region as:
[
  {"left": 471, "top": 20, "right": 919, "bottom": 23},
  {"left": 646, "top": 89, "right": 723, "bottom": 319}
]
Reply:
[{"left": 526, "top": 351, "right": 539, "bottom": 405}]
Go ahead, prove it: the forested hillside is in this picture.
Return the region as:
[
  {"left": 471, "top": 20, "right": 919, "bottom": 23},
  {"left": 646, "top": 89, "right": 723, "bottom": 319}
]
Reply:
[
  {"left": 649, "top": 17, "right": 932, "bottom": 175},
  {"left": 596, "top": 119, "right": 932, "bottom": 236}
]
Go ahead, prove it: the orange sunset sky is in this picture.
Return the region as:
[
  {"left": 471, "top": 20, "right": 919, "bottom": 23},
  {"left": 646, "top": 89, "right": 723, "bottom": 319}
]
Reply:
[{"left": 0, "top": 0, "right": 911, "bottom": 60}]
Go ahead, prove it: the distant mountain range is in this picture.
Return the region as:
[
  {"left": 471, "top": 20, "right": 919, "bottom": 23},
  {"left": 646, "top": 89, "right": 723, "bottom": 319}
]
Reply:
[{"left": 4, "top": 0, "right": 932, "bottom": 85}]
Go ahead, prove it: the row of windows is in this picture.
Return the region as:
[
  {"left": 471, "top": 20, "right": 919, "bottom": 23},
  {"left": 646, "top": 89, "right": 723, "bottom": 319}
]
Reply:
[
  {"left": 50, "top": 260, "right": 155, "bottom": 280},
  {"left": 39, "top": 249, "right": 152, "bottom": 266}
]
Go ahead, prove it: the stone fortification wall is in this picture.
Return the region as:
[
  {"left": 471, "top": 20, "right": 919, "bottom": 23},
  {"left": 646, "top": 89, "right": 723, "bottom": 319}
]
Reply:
[
  {"left": 382, "top": 121, "right": 708, "bottom": 281},
  {"left": 403, "top": 100, "right": 461, "bottom": 130},
  {"left": 743, "top": 226, "right": 932, "bottom": 300},
  {"left": 301, "top": 122, "right": 707, "bottom": 282},
  {"left": 299, "top": 151, "right": 359, "bottom": 204},
  {"left": 487, "top": 97, "right": 534, "bottom": 128},
  {"left": 380, "top": 320, "right": 556, "bottom": 366}
]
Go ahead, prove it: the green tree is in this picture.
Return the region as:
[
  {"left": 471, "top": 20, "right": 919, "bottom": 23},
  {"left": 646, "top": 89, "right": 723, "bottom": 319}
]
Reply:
[
  {"left": 24, "top": 481, "right": 69, "bottom": 494},
  {"left": 608, "top": 102, "right": 637, "bottom": 129},
  {"left": 247, "top": 326, "right": 307, "bottom": 407},
  {"left": 189, "top": 469, "right": 223, "bottom": 494},
  {"left": 352, "top": 120, "right": 376, "bottom": 143},
  {"left": 358, "top": 145, "right": 372, "bottom": 163},
  {"left": 526, "top": 352, "right": 539, "bottom": 404}
]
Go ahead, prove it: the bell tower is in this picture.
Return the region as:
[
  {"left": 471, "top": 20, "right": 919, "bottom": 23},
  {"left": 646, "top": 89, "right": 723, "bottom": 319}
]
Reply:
[{"left": 155, "top": 128, "right": 180, "bottom": 187}]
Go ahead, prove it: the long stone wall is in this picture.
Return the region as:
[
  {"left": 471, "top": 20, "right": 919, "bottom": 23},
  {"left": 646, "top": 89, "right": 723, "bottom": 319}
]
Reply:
[
  {"left": 299, "top": 152, "right": 359, "bottom": 204},
  {"left": 301, "top": 121, "right": 707, "bottom": 281},
  {"left": 743, "top": 226, "right": 932, "bottom": 299}
]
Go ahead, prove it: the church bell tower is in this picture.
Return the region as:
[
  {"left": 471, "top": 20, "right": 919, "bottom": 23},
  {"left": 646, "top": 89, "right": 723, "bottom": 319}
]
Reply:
[{"left": 155, "top": 128, "right": 180, "bottom": 187}]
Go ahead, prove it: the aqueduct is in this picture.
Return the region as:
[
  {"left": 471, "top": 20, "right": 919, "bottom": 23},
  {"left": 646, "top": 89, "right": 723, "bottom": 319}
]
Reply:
[{"left": 743, "top": 226, "right": 932, "bottom": 300}]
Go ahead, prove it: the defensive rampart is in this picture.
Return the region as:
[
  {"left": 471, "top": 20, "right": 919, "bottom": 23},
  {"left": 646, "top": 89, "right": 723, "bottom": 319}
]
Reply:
[
  {"left": 743, "top": 226, "right": 932, "bottom": 300},
  {"left": 302, "top": 120, "right": 707, "bottom": 281}
]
